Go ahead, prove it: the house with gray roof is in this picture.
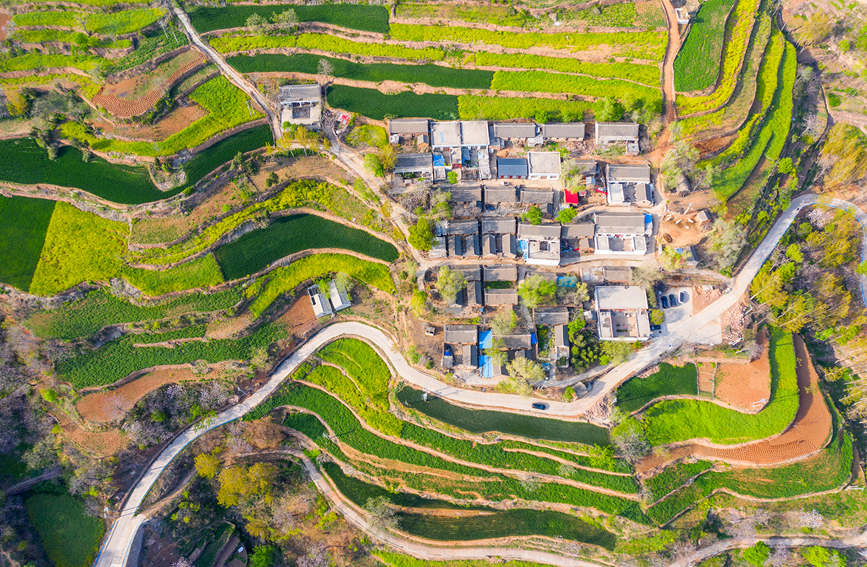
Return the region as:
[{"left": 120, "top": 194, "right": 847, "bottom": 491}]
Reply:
[
  {"left": 606, "top": 163, "right": 653, "bottom": 206},
  {"left": 394, "top": 153, "right": 433, "bottom": 180},
  {"left": 464, "top": 280, "right": 483, "bottom": 307},
  {"left": 497, "top": 158, "right": 529, "bottom": 179},
  {"left": 431, "top": 121, "right": 462, "bottom": 148},
  {"left": 483, "top": 264, "right": 518, "bottom": 282},
  {"left": 443, "top": 324, "right": 479, "bottom": 370},
  {"left": 593, "top": 212, "right": 650, "bottom": 256},
  {"left": 561, "top": 222, "right": 596, "bottom": 255},
  {"left": 388, "top": 118, "right": 429, "bottom": 140},
  {"left": 455, "top": 265, "right": 482, "bottom": 281},
  {"left": 484, "top": 287, "right": 518, "bottom": 306},
  {"left": 517, "top": 223, "right": 561, "bottom": 266},
  {"left": 595, "top": 122, "right": 639, "bottom": 144},
  {"left": 307, "top": 284, "right": 332, "bottom": 318},
  {"left": 535, "top": 306, "right": 570, "bottom": 326},
  {"left": 481, "top": 218, "right": 517, "bottom": 235},
  {"left": 484, "top": 186, "right": 519, "bottom": 206},
  {"left": 520, "top": 188, "right": 556, "bottom": 214},
  {"left": 594, "top": 285, "right": 651, "bottom": 341},
  {"left": 541, "top": 122, "right": 585, "bottom": 140},
  {"left": 493, "top": 122, "right": 538, "bottom": 140},
  {"left": 278, "top": 84, "right": 322, "bottom": 128}
]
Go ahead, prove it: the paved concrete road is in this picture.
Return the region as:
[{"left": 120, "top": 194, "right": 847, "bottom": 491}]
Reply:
[{"left": 94, "top": 195, "right": 866, "bottom": 566}]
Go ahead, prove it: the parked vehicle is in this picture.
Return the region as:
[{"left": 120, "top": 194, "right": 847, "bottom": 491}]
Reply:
[
  {"left": 531, "top": 402, "right": 549, "bottom": 410},
  {"left": 660, "top": 295, "right": 669, "bottom": 309},
  {"left": 668, "top": 293, "right": 678, "bottom": 306},
  {"left": 679, "top": 291, "right": 689, "bottom": 303}
]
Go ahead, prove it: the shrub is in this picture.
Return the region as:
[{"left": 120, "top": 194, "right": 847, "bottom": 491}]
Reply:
[{"left": 409, "top": 217, "right": 436, "bottom": 251}]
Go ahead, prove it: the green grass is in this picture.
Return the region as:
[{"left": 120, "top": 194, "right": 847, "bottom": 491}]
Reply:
[
  {"left": 214, "top": 214, "right": 398, "bottom": 280},
  {"left": 643, "top": 460, "right": 713, "bottom": 502},
  {"left": 189, "top": 4, "right": 389, "bottom": 34},
  {"left": 29, "top": 202, "right": 128, "bottom": 297},
  {"left": 56, "top": 323, "right": 286, "bottom": 388},
  {"left": 13, "top": 28, "right": 131, "bottom": 48},
  {"left": 244, "top": 253, "right": 394, "bottom": 318},
  {"left": 643, "top": 328, "right": 798, "bottom": 445},
  {"left": 327, "top": 85, "right": 459, "bottom": 120},
  {"left": 25, "top": 288, "right": 241, "bottom": 340},
  {"left": 0, "top": 53, "right": 106, "bottom": 73},
  {"left": 0, "top": 138, "right": 170, "bottom": 204},
  {"left": 24, "top": 485, "right": 105, "bottom": 567},
  {"left": 615, "top": 363, "right": 697, "bottom": 413},
  {"left": 457, "top": 95, "right": 593, "bottom": 121},
  {"left": 390, "top": 24, "right": 667, "bottom": 60},
  {"left": 565, "top": 2, "right": 637, "bottom": 27},
  {"left": 0, "top": 196, "right": 56, "bottom": 291},
  {"left": 121, "top": 254, "right": 225, "bottom": 296},
  {"left": 398, "top": 386, "right": 610, "bottom": 446},
  {"left": 673, "top": 0, "right": 736, "bottom": 91},
  {"left": 491, "top": 70, "right": 661, "bottom": 104},
  {"left": 228, "top": 53, "right": 493, "bottom": 90},
  {"left": 181, "top": 124, "right": 272, "bottom": 190},
  {"left": 13, "top": 7, "right": 165, "bottom": 35},
  {"left": 395, "top": 2, "right": 532, "bottom": 27}
]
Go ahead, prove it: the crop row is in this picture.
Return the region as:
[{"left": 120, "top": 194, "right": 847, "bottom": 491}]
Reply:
[
  {"left": 121, "top": 254, "right": 226, "bottom": 297},
  {"left": 13, "top": 28, "right": 131, "bottom": 49},
  {"left": 310, "top": 340, "right": 635, "bottom": 492},
  {"left": 615, "top": 363, "right": 697, "bottom": 413},
  {"left": 25, "top": 287, "right": 241, "bottom": 341},
  {"left": 327, "top": 85, "right": 458, "bottom": 120},
  {"left": 672, "top": 0, "right": 736, "bottom": 91},
  {"left": 676, "top": 0, "right": 763, "bottom": 115},
  {"left": 56, "top": 322, "right": 287, "bottom": 388},
  {"left": 646, "top": 431, "right": 853, "bottom": 525},
  {"left": 678, "top": 12, "right": 772, "bottom": 137},
  {"left": 321, "top": 460, "right": 617, "bottom": 549},
  {"left": 130, "top": 178, "right": 388, "bottom": 267},
  {"left": 0, "top": 73, "right": 100, "bottom": 99},
  {"left": 228, "top": 53, "right": 494, "bottom": 90},
  {"left": 389, "top": 23, "right": 667, "bottom": 60},
  {"left": 100, "top": 25, "right": 189, "bottom": 76},
  {"left": 248, "top": 383, "right": 647, "bottom": 519},
  {"left": 457, "top": 94, "right": 593, "bottom": 121},
  {"left": 707, "top": 38, "right": 795, "bottom": 201},
  {"left": 643, "top": 460, "right": 713, "bottom": 502},
  {"left": 211, "top": 32, "right": 446, "bottom": 62},
  {"left": 13, "top": 7, "right": 165, "bottom": 36},
  {"left": 189, "top": 4, "right": 390, "bottom": 34},
  {"left": 245, "top": 254, "right": 395, "bottom": 318},
  {"left": 465, "top": 51, "right": 659, "bottom": 86},
  {"left": 643, "top": 328, "right": 797, "bottom": 445},
  {"left": 490, "top": 70, "right": 662, "bottom": 104},
  {"left": 0, "top": 53, "right": 105, "bottom": 73}
]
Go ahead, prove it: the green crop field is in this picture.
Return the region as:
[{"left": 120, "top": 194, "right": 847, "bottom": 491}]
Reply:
[
  {"left": 0, "top": 196, "right": 56, "bottom": 291},
  {"left": 13, "top": 7, "right": 165, "bottom": 35},
  {"left": 25, "top": 288, "right": 241, "bottom": 340},
  {"left": 56, "top": 323, "right": 286, "bottom": 388},
  {"left": 643, "top": 328, "right": 799, "bottom": 445},
  {"left": 398, "top": 386, "right": 610, "bottom": 446},
  {"left": 122, "top": 254, "right": 225, "bottom": 296},
  {"left": 615, "top": 363, "right": 698, "bottom": 413},
  {"left": 457, "top": 95, "right": 593, "bottom": 121},
  {"left": 214, "top": 214, "right": 398, "bottom": 280},
  {"left": 189, "top": 4, "right": 389, "bottom": 34},
  {"left": 0, "top": 138, "right": 167, "bottom": 204},
  {"left": 29, "top": 202, "right": 128, "bottom": 297},
  {"left": 181, "top": 124, "right": 272, "bottom": 190},
  {"left": 327, "top": 85, "right": 459, "bottom": 120},
  {"left": 490, "top": 70, "right": 662, "bottom": 104},
  {"left": 228, "top": 53, "right": 494, "bottom": 90},
  {"left": 673, "top": 0, "right": 736, "bottom": 91},
  {"left": 25, "top": 486, "right": 105, "bottom": 567}
]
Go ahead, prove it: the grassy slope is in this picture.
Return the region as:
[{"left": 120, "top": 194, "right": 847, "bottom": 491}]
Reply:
[
  {"left": 673, "top": 0, "right": 736, "bottom": 91},
  {"left": 0, "top": 195, "right": 56, "bottom": 291}
]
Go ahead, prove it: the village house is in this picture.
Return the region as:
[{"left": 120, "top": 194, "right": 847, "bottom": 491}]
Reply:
[
  {"left": 580, "top": 266, "right": 633, "bottom": 284},
  {"left": 594, "top": 285, "right": 651, "bottom": 341},
  {"left": 517, "top": 223, "right": 561, "bottom": 266},
  {"left": 388, "top": 118, "right": 430, "bottom": 144},
  {"left": 443, "top": 324, "right": 479, "bottom": 370},
  {"left": 278, "top": 84, "right": 322, "bottom": 129},
  {"left": 520, "top": 188, "right": 556, "bottom": 215},
  {"left": 431, "top": 121, "right": 462, "bottom": 149},
  {"left": 484, "top": 287, "right": 519, "bottom": 306},
  {"left": 328, "top": 279, "right": 351, "bottom": 311},
  {"left": 493, "top": 122, "right": 538, "bottom": 141},
  {"left": 307, "top": 284, "right": 332, "bottom": 317},
  {"left": 394, "top": 153, "right": 434, "bottom": 181},
  {"left": 595, "top": 122, "right": 640, "bottom": 154},
  {"left": 483, "top": 264, "right": 519, "bottom": 283},
  {"left": 497, "top": 157, "right": 529, "bottom": 179},
  {"left": 484, "top": 185, "right": 520, "bottom": 212},
  {"left": 528, "top": 151, "right": 561, "bottom": 180},
  {"left": 560, "top": 222, "right": 596, "bottom": 257},
  {"left": 449, "top": 187, "right": 483, "bottom": 217},
  {"left": 534, "top": 306, "right": 570, "bottom": 326},
  {"left": 553, "top": 324, "right": 570, "bottom": 361},
  {"left": 593, "top": 212, "right": 651, "bottom": 256},
  {"left": 606, "top": 163, "right": 653, "bottom": 206},
  {"left": 445, "top": 219, "right": 481, "bottom": 258},
  {"left": 461, "top": 120, "right": 491, "bottom": 148},
  {"left": 541, "top": 122, "right": 585, "bottom": 141},
  {"left": 480, "top": 218, "right": 517, "bottom": 257}
]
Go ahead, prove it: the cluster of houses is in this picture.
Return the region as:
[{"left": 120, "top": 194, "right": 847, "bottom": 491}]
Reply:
[
  {"left": 390, "top": 118, "right": 641, "bottom": 184},
  {"left": 429, "top": 211, "right": 652, "bottom": 264},
  {"left": 441, "top": 279, "right": 653, "bottom": 379},
  {"left": 307, "top": 279, "right": 352, "bottom": 318}
]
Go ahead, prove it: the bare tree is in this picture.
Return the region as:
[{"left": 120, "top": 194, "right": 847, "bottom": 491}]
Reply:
[
  {"left": 296, "top": 544, "right": 329, "bottom": 567},
  {"left": 171, "top": 559, "right": 193, "bottom": 567},
  {"left": 766, "top": 547, "right": 791, "bottom": 567},
  {"left": 317, "top": 59, "right": 335, "bottom": 84},
  {"left": 364, "top": 496, "right": 397, "bottom": 531}
]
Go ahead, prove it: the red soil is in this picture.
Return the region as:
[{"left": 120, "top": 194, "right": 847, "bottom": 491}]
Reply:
[
  {"left": 276, "top": 295, "right": 319, "bottom": 338},
  {"left": 92, "top": 49, "right": 204, "bottom": 119},
  {"left": 95, "top": 104, "right": 207, "bottom": 141},
  {"left": 0, "top": 11, "right": 10, "bottom": 42},
  {"left": 714, "top": 329, "right": 772, "bottom": 411}
]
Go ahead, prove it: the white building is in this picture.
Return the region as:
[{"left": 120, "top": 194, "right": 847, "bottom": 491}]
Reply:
[
  {"left": 594, "top": 285, "right": 651, "bottom": 341},
  {"left": 279, "top": 84, "right": 322, "bottom": 129},
  {"left": 328, "top": 279, "right": 351, "bottom": 311},
  {"left": 307, "top": 285, "right": 333, "bottom": 317},
  {"left": 528, "top": 151, "right": 561, "bottom": 180}
]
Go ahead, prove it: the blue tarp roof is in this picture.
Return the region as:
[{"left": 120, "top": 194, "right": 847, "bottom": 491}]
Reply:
[{"left": 479, "top": 329, "right": 493, "bottom": 378}]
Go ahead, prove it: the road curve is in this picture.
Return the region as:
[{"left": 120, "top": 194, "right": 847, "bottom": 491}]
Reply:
[{"left": 94, "top": 194, "right": 866, "bottom": 566}]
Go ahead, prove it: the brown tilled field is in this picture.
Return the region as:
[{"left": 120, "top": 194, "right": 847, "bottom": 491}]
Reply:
[
  {"left": 93, "top": 48, "right": 205, "bottom": 118},
  {"left": 714, "top": 329, "right": 771, "bottom": 411},
  {"left": 96, "top": 104, "right": 207, "bottom": 141}
]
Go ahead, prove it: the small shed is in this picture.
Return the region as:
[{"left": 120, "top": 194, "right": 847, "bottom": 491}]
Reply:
[
  {"left": 328, "top": 280, "right": 351, "bottom": 311},
  {"left": 307, "top": 285, "right": 333, "bottom": 317}
]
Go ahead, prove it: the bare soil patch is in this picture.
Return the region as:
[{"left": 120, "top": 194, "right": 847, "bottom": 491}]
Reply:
[
  {"left": 54, "top": 411, "right": 128, "bottom": 456},
  {"left": 206, "top": 312, "right": 254, "bottom": 340},
  {"left": 276, "top": 296, "right": 319, "bottom": 342},
  {"left": 714, "top": 329, "right": 771, "bottom": 411},
  {"left": 93, "top": 48, "right": 205, "bottom": 118},
  {"left": 95, "top": 104, "right": 207, "bottom": 141},
  {"left": 0, "top": 11, "right": 10, "bottom": 42},
  {"left": 77, "top": 364, "right": 229, "bottom": 424}
]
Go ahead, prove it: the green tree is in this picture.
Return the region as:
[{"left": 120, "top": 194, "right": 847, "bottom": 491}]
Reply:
[
  {"left": 649, "top": 309, "right": 664, "bottom": 325},
  {"left": 522, "top": 205, "right": 543, "bottom": 225},
  {"left": 599, "top": 341, "right": 635, "bottom": 365},
  {"left": 611, "top": 417, "right": 649, "bottom": 462},
  {"left": 365, "top": 496, "right": 397, "bottom": 530},
  {"left": 491, "top": 308, "right": 517, "bottom": 335},
  {"left": 408, "top": 217, "right": 435, "bottom": 251},
  {"left": 270, "top": 8, "right": 298, "bottom": 30},
  {"left": 594, "top": 97, "right": 625, "bottom": 122},
  {"left": 447, "top": 170, "right": 458, "bottom": 184},
  {"left": 785, "top": 242, "right": 804, "bottom": 263},
  {"left": 506, "top": 356, "right": 545, "bottom": 383},
  {"left": 742, "top": 541, "right": 770, "bottom": 567},
  {"left": 364, "top": 153, "right": 384, "bottom": 177},
  {"left": 249, "top": 545, "right": 277, "bottom": 567},
  {"left": 245, "top": 12, "right": 268, "bottom": 32},
  {"left": 556, "top": 207, "right": 577, "bottom": 224},
  {"left": 435, "top": 265, "right": 466, "bottom": 304},
  {"left": 410, "top": 289, "right": 427, "bottom": 315},
  {"left": 517, "top": 274, "right": 556, "bottom": 310},
  {"left": 194, "top": 452, "right": 220, "bottom": 479}
]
